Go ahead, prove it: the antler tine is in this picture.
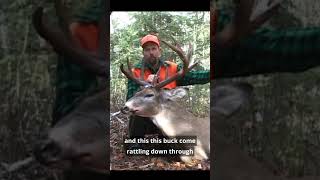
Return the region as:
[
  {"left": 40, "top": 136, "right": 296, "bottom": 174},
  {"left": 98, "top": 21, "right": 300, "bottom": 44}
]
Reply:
[
  {"left": 187, "top": 42, "right": 193, "bottom": 63},
  {"left": 250, "top": 0, "right": 282, "bottom": 29},
  {"left": 161, "top": 40, "right": 189, "bottom": 76},
  {"left": 54, "top": 0, "right": 72, "bottom": 41},
  {"left": 155, "top": 62, "right": 198, "bottom": 89},
  {"left": 170, "top": 35, "right": 183, "bottom": 51},
  {"left": 211, "top": 6, "right": 217, "bottom": 40},
  {"left": 126, "top": 58, "right": 133, "bottom": 76},
  {"left": 215, "top": 0, "right": 282, "bottom": 48},
  {"left": 32, "top": 7, "right": 108, "bottom": 77},
  {"left": 188, "top": 62, "right": 199, "bottom": 73},
  {"left": 154, "top": 40, "right": 197, "bottom": 89},
  {"left": 232, "top": 0, "right": 255, "bottom": 39},
  {"left": 140, "top": 59, "right": 145, "bottom": 80},
  {"left": 151, "top": 66, "right": 161, "bottom": 86},
  {"left": 120, "top": 59, "right": 150, "bottom": 87},
  {"left": 98, "top": 11, "right": 107, "bottom": 60}
]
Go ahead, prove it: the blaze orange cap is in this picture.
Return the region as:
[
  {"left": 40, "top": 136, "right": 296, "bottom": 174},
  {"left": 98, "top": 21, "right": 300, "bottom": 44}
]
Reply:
[{"left": 140, "top": 34, "right": 160, "bottom": 48}]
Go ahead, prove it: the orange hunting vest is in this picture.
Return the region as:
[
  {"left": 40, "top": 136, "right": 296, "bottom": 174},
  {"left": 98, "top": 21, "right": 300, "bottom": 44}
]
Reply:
[
  {"left": 132, "top": 61, "right": 178, "bottom": 89},
  {"left": 70, "top": 22, "right": 99, "bottom": 53}
]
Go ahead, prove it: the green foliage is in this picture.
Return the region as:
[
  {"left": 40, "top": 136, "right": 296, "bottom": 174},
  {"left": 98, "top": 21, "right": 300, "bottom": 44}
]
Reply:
[
  {"left": 213, "top": 0, "right": 320, "bottom": 176},
  {"left": 224, "top": 68, "right": 320, "bottom": 177},
  {"left": 110, "top": 12, "right": 210, "bottom": 116},
  {"left": 215, "top": 0, "right": 302, "bottom": 28},
  {"left": 0, "top": 1, "right": 97, "bottom": 178}
]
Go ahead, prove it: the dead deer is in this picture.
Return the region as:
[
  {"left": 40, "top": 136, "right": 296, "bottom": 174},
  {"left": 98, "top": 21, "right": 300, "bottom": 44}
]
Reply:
[
  {"left": 31, "top": 0, "right": 109, "bottom": 175},
  {"left": 119, "top": 39, "right": 207, "bottom": 163},
  {"left": 212, "top": 0, "right": 320, "bottom": 179}
]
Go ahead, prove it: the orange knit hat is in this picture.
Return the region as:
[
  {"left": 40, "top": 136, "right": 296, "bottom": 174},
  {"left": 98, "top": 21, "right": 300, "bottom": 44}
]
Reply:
[{"left": 140, "top": 34, "right": 160, "bottom": 47}]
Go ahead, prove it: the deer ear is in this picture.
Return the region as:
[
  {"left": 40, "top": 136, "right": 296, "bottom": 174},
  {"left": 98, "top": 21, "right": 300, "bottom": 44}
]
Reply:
[
  {"left": 165, "top": 87, "right": 188, "bottom": 101},
  {"left": 211, "top": 83, "right": 253, "bottom": 116}
]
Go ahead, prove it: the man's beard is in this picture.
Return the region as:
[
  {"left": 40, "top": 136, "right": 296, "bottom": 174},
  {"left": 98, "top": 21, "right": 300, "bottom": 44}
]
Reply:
[{"left": 146, "top": 56, "right": 159, "bottom": 65}]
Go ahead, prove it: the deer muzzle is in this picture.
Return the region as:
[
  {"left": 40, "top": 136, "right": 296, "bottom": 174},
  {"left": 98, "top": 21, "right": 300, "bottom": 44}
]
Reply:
[
  {"left": 121, "top": 105, "right": 139, "bottom": 115},
  {"left": 120, "top": 106, "right": 130, "bottom": 114},
  {"left": 33, "top": 138, "right": 93, "bottom": 169}
]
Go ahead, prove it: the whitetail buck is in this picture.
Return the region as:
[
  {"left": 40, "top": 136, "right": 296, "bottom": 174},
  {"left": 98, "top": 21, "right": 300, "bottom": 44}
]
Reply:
[
  {"left": 120, "top": 39, "right": 210, "bottom": 163},
  {"left": 31, "top": 0, "right": 320, "bottom": 179},
  {"left": 212, "top": 0, "right": 320, "bottom": 180},
  {"left": 31, "top": 0, "right": 109, "bottom": 176}
]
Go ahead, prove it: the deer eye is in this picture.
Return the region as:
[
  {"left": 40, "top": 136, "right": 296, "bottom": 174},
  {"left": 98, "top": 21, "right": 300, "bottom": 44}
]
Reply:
[{"left": 144, "top": 94, "right": 154, "bottom": 98}]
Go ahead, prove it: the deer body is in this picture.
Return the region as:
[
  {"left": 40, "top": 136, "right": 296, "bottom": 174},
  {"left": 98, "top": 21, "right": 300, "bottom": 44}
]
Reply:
[
  {"left": 124, "top": 87, "right": 210, "bottom": 162},
  {"left": 31, "top": 2, "right": 110, "bottom": 174},
  {"left": 34, "top": 90, "right": 109, "bottom": 174},
  {"left": 32, "top": 0, "right": 320, "bottom": 178}
]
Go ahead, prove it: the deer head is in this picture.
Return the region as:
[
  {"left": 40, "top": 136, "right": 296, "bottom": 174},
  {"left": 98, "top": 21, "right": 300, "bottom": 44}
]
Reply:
[
  {"left": 119, "top": 39, "right": 211, "bottom": 163},
  {"left": 120, "top": 39, "right": 194, "bottom": 116},
  {"left": 32, "top": 0, "right": 109, "bottom": 174}
]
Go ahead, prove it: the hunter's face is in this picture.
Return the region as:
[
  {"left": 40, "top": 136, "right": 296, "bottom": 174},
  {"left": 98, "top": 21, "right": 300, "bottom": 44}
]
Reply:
[{"left": 142, "top": 42, "right": 161, "bottom": 65}]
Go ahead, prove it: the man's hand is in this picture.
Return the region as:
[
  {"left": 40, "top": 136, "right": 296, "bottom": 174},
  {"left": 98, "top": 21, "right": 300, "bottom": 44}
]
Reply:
[{"left": 146, "top": 74, "right": 157, "bottom": 83}]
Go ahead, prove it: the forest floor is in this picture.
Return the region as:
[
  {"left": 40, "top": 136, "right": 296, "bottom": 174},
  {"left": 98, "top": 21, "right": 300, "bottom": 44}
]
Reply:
[{"left": 110, "top": 112, "right": 210, "bottom": 171}]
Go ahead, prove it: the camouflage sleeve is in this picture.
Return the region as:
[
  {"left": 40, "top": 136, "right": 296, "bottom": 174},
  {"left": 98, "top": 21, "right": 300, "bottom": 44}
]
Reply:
[
  {"left": 126, "top": 79, "right": 140, "bottom": 100},
  {"left": 176, "top": 65, "right": 210, "bottom": 86},
  {"left": 73, "top": 0, "right": 104, "bottom": 22}
]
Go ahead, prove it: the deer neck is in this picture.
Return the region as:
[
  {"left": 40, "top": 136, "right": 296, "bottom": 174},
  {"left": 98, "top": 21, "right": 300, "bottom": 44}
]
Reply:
[{"left": 151, "top": 102, "right": 195, "bottom": 137}]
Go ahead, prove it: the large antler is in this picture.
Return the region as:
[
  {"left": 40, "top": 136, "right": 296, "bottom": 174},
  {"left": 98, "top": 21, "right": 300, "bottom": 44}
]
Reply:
[
  {"left": 32, "top": 4, "right": 108, "bottom": 77},
  {"left": 154, "top": 40, "right": 198, "bottom": 89},
  {"left": 54, "top": 0, "right": 72, "bottom": 41},
  {"left": 120, "top": 58, "right": 150, "bottom": 87},
  {"left": 120, "top": 39, "right": 197, "bottom": 89},
  {"left": 215, "top": 0, "right": 283, "bottom": 48}
]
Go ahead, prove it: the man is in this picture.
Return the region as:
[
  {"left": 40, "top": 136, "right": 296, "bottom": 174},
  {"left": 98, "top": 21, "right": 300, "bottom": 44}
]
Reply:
[
  {"left": 52, "top": 0, "right": 104, "bottom": 125},
  {"left": 126, "top": 34, "right": 210, "bottom": 141},
  {"left": 213, "top": 8, "right": 320, "bottom": 78},
  {"left": 51, "top": 1, "right": 107, "bottom": 179}
]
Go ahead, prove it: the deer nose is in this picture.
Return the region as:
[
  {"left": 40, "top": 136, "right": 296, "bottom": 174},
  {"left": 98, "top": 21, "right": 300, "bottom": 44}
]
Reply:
[
  {"left": 121, "top": 106, "right": 130, "bottom": 114},
  {"left": 33, "top": 139, "right": 62, "bottom": 165}
]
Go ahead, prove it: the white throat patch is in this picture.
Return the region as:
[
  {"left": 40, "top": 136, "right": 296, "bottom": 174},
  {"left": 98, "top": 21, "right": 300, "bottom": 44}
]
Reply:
[{"left": 153, "top": 111, "right": 177, "bottom": 136}]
